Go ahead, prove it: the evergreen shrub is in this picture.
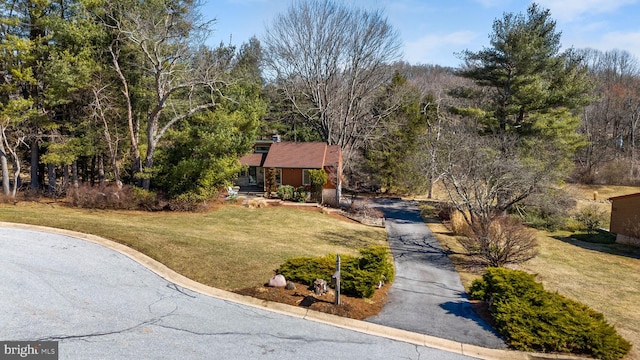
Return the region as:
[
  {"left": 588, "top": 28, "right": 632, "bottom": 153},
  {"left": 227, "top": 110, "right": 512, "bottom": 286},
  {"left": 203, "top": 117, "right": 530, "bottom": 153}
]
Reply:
[
  {"left": 470, "top": 267, "right": 631, "bottom": 360},
  {"left": 277, "top": 185, "right": 295, "bottom": 201},
  {"left": 277, "top": 246, "right": 394, "bottom": 298},
  {"left": 295, "top": 186, "right": 307, "bottom": 202}
]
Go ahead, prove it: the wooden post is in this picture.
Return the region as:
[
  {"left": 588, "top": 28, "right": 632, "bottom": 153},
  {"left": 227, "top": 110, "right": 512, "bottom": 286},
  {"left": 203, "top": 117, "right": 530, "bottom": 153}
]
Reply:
[{"left": 333, "top": 254, "right": 341, "bottom": 305}]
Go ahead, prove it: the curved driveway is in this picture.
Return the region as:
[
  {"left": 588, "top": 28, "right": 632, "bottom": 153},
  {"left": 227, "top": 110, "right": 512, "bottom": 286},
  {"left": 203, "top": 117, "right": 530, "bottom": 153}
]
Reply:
[
  {"left": 0, "top": 225, "right": 483, "bottom": 360},
  {"left": 367, "top": 198, "right": 505, "bottom": 349}
]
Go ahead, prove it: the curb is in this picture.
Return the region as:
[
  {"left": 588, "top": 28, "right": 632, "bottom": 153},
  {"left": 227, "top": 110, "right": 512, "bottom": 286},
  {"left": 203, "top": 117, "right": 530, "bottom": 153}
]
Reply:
[{"left": 1, "top": 221, "right": 589, "bottom": 360}]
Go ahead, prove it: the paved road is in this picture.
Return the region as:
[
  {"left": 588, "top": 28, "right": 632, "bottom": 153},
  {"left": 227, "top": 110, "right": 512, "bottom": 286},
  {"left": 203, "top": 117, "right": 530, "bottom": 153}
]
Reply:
[
  {"left": 0, "top": 227, "right": 479, "bottom": 360},
  {"left": 367, "top": 198, "right": 505, "bottom": 349}
]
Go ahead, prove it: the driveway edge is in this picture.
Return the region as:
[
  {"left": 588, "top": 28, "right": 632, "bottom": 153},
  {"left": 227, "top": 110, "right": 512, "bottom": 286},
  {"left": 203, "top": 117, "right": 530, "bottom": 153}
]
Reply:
[{"left": 1, "top": 221, "right": 584, "bottom": 360}]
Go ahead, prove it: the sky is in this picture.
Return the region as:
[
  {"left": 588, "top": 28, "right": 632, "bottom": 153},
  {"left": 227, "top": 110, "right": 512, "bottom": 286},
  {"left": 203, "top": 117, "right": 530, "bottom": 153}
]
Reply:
[{"left": 201, "top": 0, "right": 640, "bottom": 68}]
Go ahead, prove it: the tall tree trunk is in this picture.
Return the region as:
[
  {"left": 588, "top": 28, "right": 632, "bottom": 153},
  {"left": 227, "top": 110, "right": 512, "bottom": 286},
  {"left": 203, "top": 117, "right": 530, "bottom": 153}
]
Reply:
[
  {"left": 0, "top": 143, "right": 10, "bottom": 196},
  {"left": 47, "top": 163, "right": 56, "bottom": 195},
  {"left": 141, "top": 144, "right": 156, "bottom": 190},
  {"left": 90, "top": 156, "right": 96, "bottom": 186},
  {"left": 110, "top": 44, "right": 141, "bottom": 186},
  {"left": 98, "top": 154, "right": 105, "bottom": 185},
  {"left": 72, "top": 160, "right": 78, "bottom": 188},
  {"left": 63, "top": 164, "right": 70, "bottom": 190},
  {"left": 30, "top": 139, "right": 39, "bottom": 190}
]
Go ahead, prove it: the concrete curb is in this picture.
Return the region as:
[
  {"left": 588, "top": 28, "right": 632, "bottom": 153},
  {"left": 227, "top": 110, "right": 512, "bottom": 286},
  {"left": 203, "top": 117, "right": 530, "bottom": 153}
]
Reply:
[{"left": 1, "top": 221, "right": 589, "bottom": 360}]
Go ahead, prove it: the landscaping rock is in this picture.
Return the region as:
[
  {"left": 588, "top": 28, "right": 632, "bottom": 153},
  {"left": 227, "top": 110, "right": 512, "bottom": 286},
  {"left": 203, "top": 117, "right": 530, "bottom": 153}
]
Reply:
[
  {"left": 268, "top": 274, "right": 287, "bottom": 288},
  {"left": 285, "top": 282, "right": 296, "bottom": 290},
  {"left": 313, "top": 278, "right": 328, "bottom": 296}
]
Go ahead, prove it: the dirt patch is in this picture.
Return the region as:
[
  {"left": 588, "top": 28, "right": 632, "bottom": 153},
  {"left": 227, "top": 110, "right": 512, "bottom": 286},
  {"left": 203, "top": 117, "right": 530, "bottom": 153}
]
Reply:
[{"left": 235, "top": 281, "right": 390, "bottom": 320}]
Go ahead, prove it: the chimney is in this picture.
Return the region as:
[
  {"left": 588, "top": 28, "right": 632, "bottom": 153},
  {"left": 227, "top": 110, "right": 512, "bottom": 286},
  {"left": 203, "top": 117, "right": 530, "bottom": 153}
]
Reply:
[{"left": 272, "top": 134, "right": 281, "bottom": 143}]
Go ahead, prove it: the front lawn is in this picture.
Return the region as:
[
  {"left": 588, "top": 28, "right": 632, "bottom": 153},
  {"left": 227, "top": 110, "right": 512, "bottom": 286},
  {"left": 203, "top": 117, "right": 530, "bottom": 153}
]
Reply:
[{"left": 0, "top": 201, "right": 387, "bottom": 291}]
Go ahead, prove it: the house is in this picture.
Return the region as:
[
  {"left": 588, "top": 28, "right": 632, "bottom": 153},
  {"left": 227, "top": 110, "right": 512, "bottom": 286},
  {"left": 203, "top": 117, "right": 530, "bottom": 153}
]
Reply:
[
  {"left": 609, "top": 192, "right": 640, "bottom": 246},
  {"left": 237, "top": 138, "right": 343, "bottom": 207}
]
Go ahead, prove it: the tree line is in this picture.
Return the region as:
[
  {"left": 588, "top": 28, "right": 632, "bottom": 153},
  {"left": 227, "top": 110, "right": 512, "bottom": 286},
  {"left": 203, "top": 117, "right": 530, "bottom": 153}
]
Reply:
[
  {"left": 1, "top": 0, "right": 265, "bottom": 201},
  {"left": 1, "top": 0, "right": 638, "bottom": 207}
]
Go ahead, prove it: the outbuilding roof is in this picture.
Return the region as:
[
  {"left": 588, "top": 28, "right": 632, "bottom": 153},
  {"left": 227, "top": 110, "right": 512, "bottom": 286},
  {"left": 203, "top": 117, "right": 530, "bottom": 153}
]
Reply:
[{"left": 608, "top": 192, "right": 640, "bottom": 201}]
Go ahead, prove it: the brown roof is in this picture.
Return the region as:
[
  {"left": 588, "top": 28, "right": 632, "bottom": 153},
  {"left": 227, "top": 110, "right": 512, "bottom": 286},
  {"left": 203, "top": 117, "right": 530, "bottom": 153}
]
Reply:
[
  {"left": 324, "top": 145, "right": 341, "bottom": 167},
  {"left": 239, "top": 153, "right": 266, "bottom": 167},
  {"left": 609, "top": 192, "right": 640, "bottom": 201},
  {"left": 263, "top": 142, "right": 337, "bottom": 169}
]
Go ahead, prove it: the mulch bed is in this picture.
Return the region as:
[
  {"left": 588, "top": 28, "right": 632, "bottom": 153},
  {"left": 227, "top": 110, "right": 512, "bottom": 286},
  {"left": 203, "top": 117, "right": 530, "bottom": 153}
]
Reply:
[{"left": 234, "top": 281, "right": 390, "bottom": 320}]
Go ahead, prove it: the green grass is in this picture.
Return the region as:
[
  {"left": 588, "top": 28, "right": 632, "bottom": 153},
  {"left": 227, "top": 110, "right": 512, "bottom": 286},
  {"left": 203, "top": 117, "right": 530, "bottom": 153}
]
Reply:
[{"left": 0, "top": 201, "right": 387, "bottom": 290}]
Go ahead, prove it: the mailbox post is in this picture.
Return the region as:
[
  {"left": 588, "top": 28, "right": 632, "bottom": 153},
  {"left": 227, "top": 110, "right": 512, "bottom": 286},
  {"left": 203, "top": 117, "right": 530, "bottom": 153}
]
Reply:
[{"left": 332, "top": 254, "right": 341, "bottom": 305}]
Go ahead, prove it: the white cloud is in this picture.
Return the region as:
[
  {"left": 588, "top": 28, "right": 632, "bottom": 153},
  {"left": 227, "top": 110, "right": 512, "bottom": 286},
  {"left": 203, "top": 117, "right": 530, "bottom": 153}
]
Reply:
[
  {"left": 595, "top": 31, "right": 640, "bottom": 57},
  {"left": 404, "top": 31, "right": 479, "bottom": 65},
  {"left": 536, "top": 0, "right": 639, "bottom": 22},
  {"left": 473, "top": 0, "right": 511, "bottom": 7}
]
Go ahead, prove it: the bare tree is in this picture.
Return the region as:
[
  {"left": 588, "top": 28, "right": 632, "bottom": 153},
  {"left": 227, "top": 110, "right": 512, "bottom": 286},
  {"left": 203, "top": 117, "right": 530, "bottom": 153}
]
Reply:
[
  {"left": 106, "top": 0, "right": 228, "bottom": 189},
  {"left": 577, "top": 49, "right": 640, "bottom": 183},
  {"left": 89, "top": 79, "right": 123, "bottom": 188},
  {"left": 263, "top": 0, "right": 402, "bottom": 165},
  {"left": 437, "top": 128, "right": 551, "bottom": 264}
]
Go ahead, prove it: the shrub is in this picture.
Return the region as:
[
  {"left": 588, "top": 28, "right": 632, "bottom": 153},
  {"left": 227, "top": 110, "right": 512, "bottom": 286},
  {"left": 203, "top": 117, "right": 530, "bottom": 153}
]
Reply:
[
  {"left": 574, "top": 204, "right": 606, "bottom": 233},
  {"left": 470, "top": 268, "right": 631, "bottom": 360},
  {"left": 514, "top": 190, "right": 575, "bottom": 231},
  {"left": 450, "top": 210, "right": 471, "bottom": 236},
  {"left": 435, "top": 202, "right": 454, "bottom": 221},
  {"left": 68, "top": 184, "right": 136, "bottom": 210},
  {"left": 457, "top": 216, "right": 538, "bottom": 267},
  {"left": 277, "top": 185, "right": 295, "bottom": 201},
  {"left": 277, "top": 246, "right": 394, "bottom": 298},
  {"left": 308, "top": 169, "right": 327, "bottom": 203},
  {"left": 167, "top": 192, "right": 215, "bottom": 212},
  {"left": 295, "top": 186, "right": 307, "bottom": 203},
  {"left": 131, "top": 187, "right": 163, "bottom": 211}
]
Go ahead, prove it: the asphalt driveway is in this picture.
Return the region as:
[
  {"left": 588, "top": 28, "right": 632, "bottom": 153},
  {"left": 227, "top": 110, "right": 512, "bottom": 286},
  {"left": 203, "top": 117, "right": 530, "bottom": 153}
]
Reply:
[
  {"left": 0, "top": 226, "right": 480, "bottom": 360},
  {"left": 367, "top": 198, "right": 505, "bottom": 349}
]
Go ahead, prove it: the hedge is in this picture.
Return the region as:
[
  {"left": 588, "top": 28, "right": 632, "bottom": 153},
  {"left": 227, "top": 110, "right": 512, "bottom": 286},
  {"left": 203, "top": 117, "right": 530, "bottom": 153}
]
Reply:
[{"left": 469, "top": 267, "right": 631, "bottom": 360}]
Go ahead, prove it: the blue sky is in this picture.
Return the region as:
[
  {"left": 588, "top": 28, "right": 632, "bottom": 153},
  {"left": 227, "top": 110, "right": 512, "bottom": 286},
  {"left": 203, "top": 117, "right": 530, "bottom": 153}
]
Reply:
[{"left": 202, "top": 0, "right": 640, "bottom": 68}]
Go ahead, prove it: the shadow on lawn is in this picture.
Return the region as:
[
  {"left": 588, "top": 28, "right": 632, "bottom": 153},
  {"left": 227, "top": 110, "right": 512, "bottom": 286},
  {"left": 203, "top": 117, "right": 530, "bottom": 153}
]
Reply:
[{"left": 553, "top": 232, "right": 640, "bottom": 260}]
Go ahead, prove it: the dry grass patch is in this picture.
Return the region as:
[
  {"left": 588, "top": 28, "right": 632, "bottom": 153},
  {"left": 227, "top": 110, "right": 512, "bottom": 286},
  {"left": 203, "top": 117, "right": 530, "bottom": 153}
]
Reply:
[
  {"left": 419, "top": 200, "right": 640, "bottom": 360},
  {"left": 519, "top": 233, "right": 640, "bottom": 360},
  {"left": 0, "top": 202, "right": 387, "bottom": 291}
]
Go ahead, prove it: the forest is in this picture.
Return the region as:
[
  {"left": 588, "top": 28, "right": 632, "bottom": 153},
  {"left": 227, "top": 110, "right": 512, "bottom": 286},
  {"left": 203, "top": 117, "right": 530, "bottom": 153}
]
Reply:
[{"left": 0, "top": 0, "right": 638, "bottom": 205}]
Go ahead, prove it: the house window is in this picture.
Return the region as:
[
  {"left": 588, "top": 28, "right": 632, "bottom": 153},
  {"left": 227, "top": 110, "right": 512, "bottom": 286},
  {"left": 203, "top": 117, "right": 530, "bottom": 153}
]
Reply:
[
  {"left": 249, "top": 167, "right": 257, "bottom": 184},
  {"left": 302, "top": 169, "right": 311, "bottom": 185},
  {"left": 255, "top": 146, "right": 270, "bottom": 153}
]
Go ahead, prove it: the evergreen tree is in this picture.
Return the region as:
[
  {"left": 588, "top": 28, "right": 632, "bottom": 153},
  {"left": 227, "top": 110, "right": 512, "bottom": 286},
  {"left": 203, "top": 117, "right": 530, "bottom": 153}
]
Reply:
[
  {"left": 450, "top": 3, "right": 593, "bottom": 213},
  {"left": 364, "top": 71, "right": 432, "bottom": 194},
  {"left": 443, "top": 3, "right": 593, "bottom": 264}
]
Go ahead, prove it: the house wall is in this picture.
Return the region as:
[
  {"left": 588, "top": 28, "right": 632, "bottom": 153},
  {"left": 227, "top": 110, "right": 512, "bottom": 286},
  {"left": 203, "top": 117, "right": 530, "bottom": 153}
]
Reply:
[
  {"left": 282, "top": 168, "right": 303, "bottom": 188},
  {"left": 610, "top": 195, "right": 640, "bottom": 236}
]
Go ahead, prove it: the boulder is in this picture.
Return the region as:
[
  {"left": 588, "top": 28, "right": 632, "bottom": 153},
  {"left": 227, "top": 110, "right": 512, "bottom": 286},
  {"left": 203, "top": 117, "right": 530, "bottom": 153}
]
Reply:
[
  {"left": 285, "top": 282, "right": 296, "bottom": 290},
  {"left": 268, "top": 274, "right": 286, "bottom": 288},
  {"left": 313, "top": 278, "right": 328, "bottom": 296}
]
